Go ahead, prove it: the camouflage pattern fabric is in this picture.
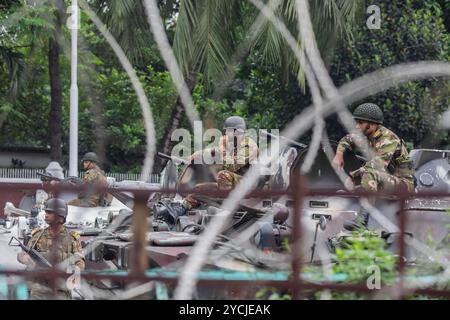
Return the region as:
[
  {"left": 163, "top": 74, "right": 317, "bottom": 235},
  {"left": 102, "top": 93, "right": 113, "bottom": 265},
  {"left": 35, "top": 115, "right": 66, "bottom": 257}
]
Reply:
[
  {"left": 221, "top": 136, "right": 259, "bottom": 175},
  {"left": 337, "top": 125, "right": 414, "bottom": 192},
  {"left": 26, "top": 227, "right": 85, "bottom": 299},
  {"left": 68, "top": 166, "right": 110, "bottom": 207}
]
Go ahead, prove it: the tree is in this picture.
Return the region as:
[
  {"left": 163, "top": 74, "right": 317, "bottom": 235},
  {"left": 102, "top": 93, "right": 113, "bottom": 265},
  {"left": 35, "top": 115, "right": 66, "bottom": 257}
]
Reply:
[
  {"left": 0, "top": 1, "right": 67, "bottom": 161},
  {"left": 330, "top": 0, "right": 450, "bottom": 148},
  {"left": 66, "top": 0, "right": 361, "bottom": 169},
  {"left": 47, "top": 0, "right": 66, "bottom": 162},
  {"left": 166, "top": 0, "right": 362, "bottom": 166},
  {"left": 0, "top": 0, "right": 24, "bottom": 100}
]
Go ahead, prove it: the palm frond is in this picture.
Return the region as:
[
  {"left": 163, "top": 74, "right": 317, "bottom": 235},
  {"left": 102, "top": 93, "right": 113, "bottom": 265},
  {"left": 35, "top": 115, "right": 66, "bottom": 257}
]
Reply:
[
  {"left": 172, "top": 0, "right": 198, "bottom": 75},
  {"left": 309, "top": 0, "right": 362, "bottom": 55},
  {"left": 0, "top": 45, "right": 24, "bottom": 98},
  {"left": 91, "top": 0, "right": 149, "bottom": 63},
  {"left": 193, "top": 0, "right": 233, "bottom": 88},
  {"left": 173, "top": 0, "right": 241, "bottom": 88}
]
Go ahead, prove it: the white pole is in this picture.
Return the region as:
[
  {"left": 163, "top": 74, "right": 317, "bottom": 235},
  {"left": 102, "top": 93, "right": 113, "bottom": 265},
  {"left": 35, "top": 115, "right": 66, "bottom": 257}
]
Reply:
[{"left": 69, "top": 0, "right": 79, "bottom": 176}]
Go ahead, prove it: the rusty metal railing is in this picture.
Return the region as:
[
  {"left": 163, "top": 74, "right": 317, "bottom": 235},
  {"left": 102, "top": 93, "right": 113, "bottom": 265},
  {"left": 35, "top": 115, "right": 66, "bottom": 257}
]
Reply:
[{"left": 0, "top": 178, "right": 449, "bottom": 300}]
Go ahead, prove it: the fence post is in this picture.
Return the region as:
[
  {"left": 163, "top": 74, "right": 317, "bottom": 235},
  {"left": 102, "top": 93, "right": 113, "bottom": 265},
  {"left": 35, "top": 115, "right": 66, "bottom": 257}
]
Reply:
[
  {"left": 131, "top": 193, "right": 149, "bottom": 275},
  {"left": 397, "top": 192, "right": 407, "bottom": 299},
  {"left": 291, "top": 173, "right": 306, "bottom": 300}
]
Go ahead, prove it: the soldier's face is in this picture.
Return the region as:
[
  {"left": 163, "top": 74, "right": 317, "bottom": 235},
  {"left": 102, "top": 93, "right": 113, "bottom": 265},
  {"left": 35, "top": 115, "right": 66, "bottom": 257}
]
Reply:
[
  {"left": 44, "top": 211, "right": 57, "bottom": 225},
  {"left": 356, "top": 120, "right": 376, "bottom": 136},
  {"left": 82, "top": 161, "right": 91, "bottom": 170}
]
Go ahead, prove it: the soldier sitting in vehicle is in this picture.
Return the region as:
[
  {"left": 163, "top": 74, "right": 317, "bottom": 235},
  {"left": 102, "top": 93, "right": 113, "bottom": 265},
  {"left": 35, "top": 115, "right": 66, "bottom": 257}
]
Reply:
[
  {"left": 17, "top": 198, "right": 85, "bottom": 299},
  {"left": 332, "top": 103, "right": 415, "bottom": 230},
  {"left": 68, "top": 152, "right": 112, "bottom": 207},
  {"left": 183, "top": 116, "right": 259, "bottom": 210}
]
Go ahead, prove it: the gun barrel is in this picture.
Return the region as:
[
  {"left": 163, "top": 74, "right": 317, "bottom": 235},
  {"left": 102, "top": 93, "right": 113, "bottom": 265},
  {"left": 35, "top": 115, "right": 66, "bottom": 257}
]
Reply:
[
  {"left": 260, "top": 130, "right": 308, "bottom": 149},
  {"left": 10, "top": 237, "right": 53, "bottom": 268},
  {"left": 157, "top": 152, "right": 188, "bottom": 165},
  {"left": 36, "top": 172, "right": 62, "bottom": 181}
]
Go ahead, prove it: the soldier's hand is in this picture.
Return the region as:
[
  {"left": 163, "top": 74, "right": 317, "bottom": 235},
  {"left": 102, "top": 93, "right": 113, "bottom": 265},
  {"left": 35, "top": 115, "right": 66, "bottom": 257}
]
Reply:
[
  {"left": 332, "top": 151, "right": 345, "bottom": 170},
  {"left": 17, "top": 252, "right": 35, "bottom": 267}
]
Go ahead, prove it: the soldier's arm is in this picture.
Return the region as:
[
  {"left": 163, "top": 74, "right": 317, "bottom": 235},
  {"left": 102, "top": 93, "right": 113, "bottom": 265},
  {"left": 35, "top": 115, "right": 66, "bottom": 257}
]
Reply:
[
  {"left": 189, "top": 146, "right": 221, "bottom": 164},
  {"left": 234, "top": 138, "right": 258, "bottom": 170},
  {"left": 71, "top": 232, "right": 86, "bottom": 270},
  {"left": 336, "top": 134, "right": 355, "bottom": 153}
]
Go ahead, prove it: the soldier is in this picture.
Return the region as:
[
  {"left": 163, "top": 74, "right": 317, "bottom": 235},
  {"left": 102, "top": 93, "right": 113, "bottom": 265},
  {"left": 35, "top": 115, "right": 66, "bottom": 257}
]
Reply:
[
  {"left": 183, "top": 116, "right": 259, "bottom": 209},
  {"left": 332, "top": 103, "right": 415, "bottom": 229},
  {"left": 17, "top": 198, "right": 85, "bottom": 299},
  {"left": 67, "top": 152, "right": 112, "bottom": 207}
]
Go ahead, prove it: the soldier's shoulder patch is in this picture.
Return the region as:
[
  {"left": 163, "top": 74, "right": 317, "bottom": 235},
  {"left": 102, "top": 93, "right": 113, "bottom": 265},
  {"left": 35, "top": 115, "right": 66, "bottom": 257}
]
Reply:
[
  {"left": 70, "top": 231, "right": 81, "bottom": 241},
  {"left": 31, "top": 228, "right": 43, "bottom": 236}
]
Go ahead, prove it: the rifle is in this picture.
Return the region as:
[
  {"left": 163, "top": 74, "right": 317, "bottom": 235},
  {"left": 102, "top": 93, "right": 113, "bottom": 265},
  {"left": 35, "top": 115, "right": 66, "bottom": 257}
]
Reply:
[
  {"left": 260, "top": 129, "right": 308, "bottom": 149},
  {"left": 157, "top": 152, "right": 189, "bottom": 165},
  {"left": 9, "top": 236, "right": 53, "bottom": 268},
  {"left": 36, "top": 172, "right": 62, "bottom": 182},
  {"left": 260, "top": 130, "right": 367, "bottom": 162}
]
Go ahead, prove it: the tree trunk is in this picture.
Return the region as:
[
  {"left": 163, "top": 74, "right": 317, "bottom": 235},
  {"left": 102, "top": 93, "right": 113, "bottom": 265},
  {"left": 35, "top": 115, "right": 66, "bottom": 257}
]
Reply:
[
  {"left": 48, "top": 37, "right": 63, "bottom": 162},
  {"left": 155, "top": 71, "right": 197, "bottom": 171}
]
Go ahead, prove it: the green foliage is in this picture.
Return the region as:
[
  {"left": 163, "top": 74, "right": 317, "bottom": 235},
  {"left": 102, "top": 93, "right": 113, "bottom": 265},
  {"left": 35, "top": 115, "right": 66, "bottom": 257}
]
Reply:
[
  {"left": 330, "top": 0, "right": 450, "bottom": 147},
  {"left": 332, "top": 230, "right": 397, "bottom": 285},
  {"left": 79, "top": 66, "right": 178, "bottom": 172},
  {"left": 255, "top": 287, "right": 291, "bottom": 300},
  {"left": 0, "top": 2, "right": 179, "bottom": 171}
]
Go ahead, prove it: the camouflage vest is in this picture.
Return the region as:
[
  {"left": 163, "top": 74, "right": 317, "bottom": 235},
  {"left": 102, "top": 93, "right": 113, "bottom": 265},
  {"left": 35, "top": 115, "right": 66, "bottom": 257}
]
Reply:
[
  {"left": 337, "top": 126, "right": 414, "bottom": 182},
  {"left": 80, "top": 167, "right": 108, "bottom": 206},
  {"left": 222, "top": 136, "right": 259, "bottom": 175},
  {"left": 370, "top": 126, "right": 414, "bottom": 181},
  {"left": 28, "top": 227, "right": 82, "bottom": 267}
]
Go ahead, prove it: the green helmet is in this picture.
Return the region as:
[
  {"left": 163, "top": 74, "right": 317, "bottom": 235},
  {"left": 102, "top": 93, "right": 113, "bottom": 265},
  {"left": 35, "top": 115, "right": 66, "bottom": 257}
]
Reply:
[
  {"left": 43, "top": 198, "right": 67, "bottom": 218},
  {"left": 223, "top": 116, "right": 246, "bottom": 131},
  {"left": 81, "top": 152, "right": 100, "bottom": 164},
  {"left": 352, "top": 103, "right": 383, "bottom": 124}
]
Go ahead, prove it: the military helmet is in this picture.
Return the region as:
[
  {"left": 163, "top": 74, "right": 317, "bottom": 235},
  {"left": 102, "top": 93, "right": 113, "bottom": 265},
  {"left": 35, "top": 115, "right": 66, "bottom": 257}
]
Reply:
[
  {"left": 223, "top": 116, "right": 246, "bottom": 131},
  {"left": 81, "top": 152, "right": 100, "bottom": 164},
  {"left": 352, "top": 103, "right": 383, "bottom": 124},
  {"left": 43, "top": 198, "right": 67, "bottom": 218}
]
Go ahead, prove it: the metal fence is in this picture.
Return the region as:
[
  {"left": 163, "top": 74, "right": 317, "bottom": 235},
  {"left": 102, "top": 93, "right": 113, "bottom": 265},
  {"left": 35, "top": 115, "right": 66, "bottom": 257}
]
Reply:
[
  {"left": 0, "top": 178, "right": 449, "bottom": 300},
  {"left": 0, "top": 168, "right": 160, "bottom": 183}
]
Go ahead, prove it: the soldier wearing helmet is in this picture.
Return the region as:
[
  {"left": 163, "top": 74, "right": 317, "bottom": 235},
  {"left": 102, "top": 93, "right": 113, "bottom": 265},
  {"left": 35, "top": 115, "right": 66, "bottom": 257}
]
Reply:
[
  {"left": 332, "top": 103, "right": 414, "bottom": 228},
  {"left": 68, "top": 152, "right": 112, "bottom": 207},
  {"left": 217, "top": 116, "right": 259, "bottom": 189},
  {"left": 183, "top": 116, "right": 259, "bottom": 209},
  {"left": 17, "top": 198, "right": 85, "bottom": 299}
]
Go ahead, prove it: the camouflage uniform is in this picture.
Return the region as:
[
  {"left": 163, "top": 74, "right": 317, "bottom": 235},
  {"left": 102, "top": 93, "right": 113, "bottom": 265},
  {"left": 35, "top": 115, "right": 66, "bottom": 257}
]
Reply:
[
  {"left": 337, "top": 125, "right": 415, "bottom": 193},
  {"left": 217, "top": 136, "right": 259, "bottom": 188},
  {"left": 184, "top": 136, "right": 259, "bottom": 209},
  {"left": 68, "top": 167, "right": 110, "bottom": 207},
  {"left": 25, "top": 226, "right": 85, "bottom": 300}
]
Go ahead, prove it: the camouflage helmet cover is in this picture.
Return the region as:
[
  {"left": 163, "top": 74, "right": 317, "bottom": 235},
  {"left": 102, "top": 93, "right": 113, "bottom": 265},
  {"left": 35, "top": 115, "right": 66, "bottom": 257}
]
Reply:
[
  {"left": 352, "top": 103, "right": 383, "bottom": 124},
  {"left": 43, "top": 198, "right": 68, "bottom": 218}
]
